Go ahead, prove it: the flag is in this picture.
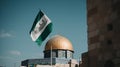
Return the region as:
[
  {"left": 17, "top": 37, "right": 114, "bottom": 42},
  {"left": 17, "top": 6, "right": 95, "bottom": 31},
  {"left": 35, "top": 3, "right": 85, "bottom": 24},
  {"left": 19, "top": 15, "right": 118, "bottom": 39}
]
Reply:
[{"left": 29, "top": 10, "right": 52, "bottom": 45}]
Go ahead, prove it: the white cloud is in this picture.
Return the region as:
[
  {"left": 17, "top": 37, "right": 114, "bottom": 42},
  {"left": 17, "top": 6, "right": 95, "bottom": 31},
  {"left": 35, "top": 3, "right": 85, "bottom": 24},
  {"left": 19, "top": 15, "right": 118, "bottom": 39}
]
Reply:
[
  {"left": 9, "top": 50, "right": 21, "bottom": 56},
  {"left": 0, "top": 30, "right": 13, "bottom": 38},
  {"left": 0, "top": 33, "right": 12, "bottom": 37}
]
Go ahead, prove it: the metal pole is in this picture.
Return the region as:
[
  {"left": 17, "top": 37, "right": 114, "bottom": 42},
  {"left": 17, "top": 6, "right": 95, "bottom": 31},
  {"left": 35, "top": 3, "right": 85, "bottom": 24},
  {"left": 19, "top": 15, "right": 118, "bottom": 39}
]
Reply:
[{"left": 51, "top": 45, "right": 52, "bottom": 67}]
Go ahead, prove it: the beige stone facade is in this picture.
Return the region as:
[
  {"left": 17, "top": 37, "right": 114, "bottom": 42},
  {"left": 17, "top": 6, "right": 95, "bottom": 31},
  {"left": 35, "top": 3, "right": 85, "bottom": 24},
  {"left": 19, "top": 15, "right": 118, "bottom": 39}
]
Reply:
[{"left": 80, "top": 0, "right": 120, "bottom": 67}]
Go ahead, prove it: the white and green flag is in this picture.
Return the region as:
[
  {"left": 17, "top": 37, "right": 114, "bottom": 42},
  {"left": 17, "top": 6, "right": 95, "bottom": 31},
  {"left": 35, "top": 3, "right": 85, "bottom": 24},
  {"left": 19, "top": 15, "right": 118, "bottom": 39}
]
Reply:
[{"left": 29, "top": 10, "right": 52, "bottom": 45}]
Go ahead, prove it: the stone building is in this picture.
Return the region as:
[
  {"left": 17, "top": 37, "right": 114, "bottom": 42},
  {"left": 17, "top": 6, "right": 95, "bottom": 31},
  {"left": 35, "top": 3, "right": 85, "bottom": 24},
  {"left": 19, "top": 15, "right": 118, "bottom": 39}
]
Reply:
[
  {"left": 80, "top": 0, "right": 120, "bottom": 67},
  {"left": 21, "top": 35, "right": 78, "bottom": 67}
]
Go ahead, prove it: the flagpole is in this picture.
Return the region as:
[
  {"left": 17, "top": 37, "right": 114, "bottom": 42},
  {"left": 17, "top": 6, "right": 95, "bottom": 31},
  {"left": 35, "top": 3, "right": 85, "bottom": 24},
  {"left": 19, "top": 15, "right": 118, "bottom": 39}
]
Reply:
[{"left": 51, "top": 45, "right": 52, "bottom": 67}]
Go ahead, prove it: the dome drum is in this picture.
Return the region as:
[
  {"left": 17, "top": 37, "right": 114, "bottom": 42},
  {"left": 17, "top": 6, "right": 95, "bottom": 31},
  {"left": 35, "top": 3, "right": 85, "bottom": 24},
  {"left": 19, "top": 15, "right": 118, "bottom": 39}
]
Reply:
[{"left": 44, "top": 49, "right": 74, "bottom": 59}]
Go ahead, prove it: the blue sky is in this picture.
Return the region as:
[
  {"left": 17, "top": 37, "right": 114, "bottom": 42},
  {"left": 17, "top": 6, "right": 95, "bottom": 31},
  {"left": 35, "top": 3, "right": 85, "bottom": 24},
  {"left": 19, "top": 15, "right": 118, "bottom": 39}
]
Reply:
[{"left": 0, "top": 0, "right": 87, "bottom": 67}]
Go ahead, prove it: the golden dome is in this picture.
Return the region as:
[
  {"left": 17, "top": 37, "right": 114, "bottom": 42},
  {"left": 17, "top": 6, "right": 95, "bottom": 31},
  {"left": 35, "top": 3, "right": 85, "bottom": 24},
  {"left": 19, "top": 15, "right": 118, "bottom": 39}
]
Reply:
[{"left": 45, "top": 35, "right": 73, "bottom": 51}]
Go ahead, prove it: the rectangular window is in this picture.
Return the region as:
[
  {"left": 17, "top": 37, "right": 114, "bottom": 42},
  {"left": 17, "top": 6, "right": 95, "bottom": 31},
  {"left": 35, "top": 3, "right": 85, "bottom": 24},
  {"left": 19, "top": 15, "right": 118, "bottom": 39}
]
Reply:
[
  {"left": 45, "top": 52, "right": 50, "bottom": 58},
  {"left": 67, "top": 51, "right": 73, "bottom": 59},
  {"left": 107, "top": 23, "right": 113, "bottom": 31},
  {"left": 58, "top": 51, "right": 65, "bottom": 58},
  {"left": 107, "top": 40, "right": 112, "bottom": 45},
  {"left": 52, "top": 51, "right": 56, "bottom": 58}
]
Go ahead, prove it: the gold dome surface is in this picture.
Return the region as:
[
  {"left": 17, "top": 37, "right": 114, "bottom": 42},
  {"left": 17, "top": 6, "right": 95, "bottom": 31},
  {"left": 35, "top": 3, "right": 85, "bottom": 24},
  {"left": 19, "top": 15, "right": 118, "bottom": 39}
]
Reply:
[{"left": 45, "top": 35, "right": 73, "bottom": 51}]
